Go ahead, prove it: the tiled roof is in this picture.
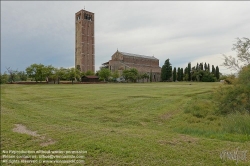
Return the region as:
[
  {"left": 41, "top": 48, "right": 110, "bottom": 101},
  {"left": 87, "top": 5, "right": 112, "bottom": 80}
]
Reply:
[
  {"left": 83, "top": 76, "right": 99, "bottom": 79},
  {"left": 119, "top": 51, "right": 158, "bottom": 60}
]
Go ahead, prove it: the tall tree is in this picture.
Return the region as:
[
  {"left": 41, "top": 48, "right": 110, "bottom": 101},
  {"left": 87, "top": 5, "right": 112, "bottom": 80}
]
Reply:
[
  {"left": 161, "top": 64, "right": 167, "bottom": 81},
  {"left": 215, "top": 66, "right": 220, "bottom": 80},
  {"left": 43, "top": 65, "right": 55, "bottom": 83},
  {"left": 204, "top": 62, "right": 207, "bottom": 71},
  {"left": 150, "top": 69, "right": 153, "bottom": 82},
  {"left": 17, "top": 71, "right": 27, "bottom": 81},
  {"left": 177, "top": 67, "right": 181, "bottom": 81},
  {"left": 180, "top": 68, "right": 184, "bottom": 81},
  {"left": 200, "top": 62, "right": 203, "bottom": 71},
  {"left": 0, "top": 73, "right": 8, "bottom": 84},
  {"left": 161, "top": 59, "right": 172, "bottom": 81},
  {"left": 112, "top": 70, "right": 120, "bottom": 81},
  {"left": 173, "top": 67, "right": 176, "bottom": 82},
  {"left": 122, "top": 68, "right": 138, "bottom": 83},
  {"left": 98, "top": 68, "right": 111, "bottom": 82},
  {"left": 6, "top": 67, "right": 18, "bottom": 83},
  {"left": 196, "top": 63, "right": 199, "bottom": 70},
  {"left": 222, "top": 37, "right": 250, "bottom": 72},
  {"left": 85, "top": 70, "right": 95, "bottom": 76},
  {"left": 188, "top": 62, "right": 191, "bottom": 81},
  {"left": 55, "top": 67, "right": 67, "bottom": 84},
  {"left": 184, "top": 67, "right": 188, "bottom": 81},
  {"left": 208, "top": 63, "right": 210, "bottom": 72},
  {"left": 26, "top": 63, "right": 45, "bottom": 82},
  {"left": 212, "top": 65, "right": 215, "bottom": 75},
  {"left": 66, "top": 68, "right": 80, "bottom": 84}
]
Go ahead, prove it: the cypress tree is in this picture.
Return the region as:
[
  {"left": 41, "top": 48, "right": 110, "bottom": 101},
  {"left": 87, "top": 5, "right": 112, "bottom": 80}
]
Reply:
[
  {"left": 173, "top": 67, "right": 177, "bottom": 82},
  {"left": 216, "top": 66, "right": 220, "bottom": 80},
  {"left": 188, "top": 62, "right": 191, "bottom": 81},
  {"left": 161, "top": 59, "right": 172, "bottom": 81},
  {"left": 212, "top": 65, "right": 215, "bottom": 75},
  {"left": 196, "top": 63, "right": 199, "bottom": 70},
  {"left": 208, "top": 63, "right": 210, "bottom": 72},
  {"left": 204, "top": 62, "right": 207, "bottom": 70},
  {"left": 180, "top": 68, "right": 183, "bottom": 81},
  {"left": 161, "top": 65, "right": 167, "bottom": 81},
  {"left": 184, "top": 67, "right": 188, "bottom": 81},
  {"left": 165, "top": 59, "right": 172, "bottom": 81},
  {"left": 177, "top": 67, "right": 181, "bottom": 81},
  {"left": 200, "top": 62, "right": 203, "bottom": 70}
]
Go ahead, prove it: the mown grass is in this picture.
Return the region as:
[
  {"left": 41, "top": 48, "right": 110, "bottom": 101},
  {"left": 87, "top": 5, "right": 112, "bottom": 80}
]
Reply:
[{"left": 1, "top": 82, "right": 250, "bottom": 165}]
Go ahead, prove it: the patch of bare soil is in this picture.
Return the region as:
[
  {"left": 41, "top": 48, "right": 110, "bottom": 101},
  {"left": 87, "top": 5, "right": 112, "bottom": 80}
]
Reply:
[
  {"left": 160, "top": 112, "right": 173, "bottom": 120},
  {"left": 13, "top": 124, "right": 56, "bottom": 147}
]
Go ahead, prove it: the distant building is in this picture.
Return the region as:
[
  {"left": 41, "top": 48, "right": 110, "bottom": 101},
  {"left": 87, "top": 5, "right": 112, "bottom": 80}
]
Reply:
[
  {"left": 103, "top": 50, "right": 161, "bottom": 82},
  {"left": 75, "top": 9, "right": 95, "bottom": 73},
  {"left": 81, "top": 75, "right": 99, "bottom": 82}
]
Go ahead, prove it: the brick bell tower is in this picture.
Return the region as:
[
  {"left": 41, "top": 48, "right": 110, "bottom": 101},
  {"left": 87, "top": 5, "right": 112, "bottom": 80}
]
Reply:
[{"left": 75, "top": 9, "right": 95, "bottom": 73}]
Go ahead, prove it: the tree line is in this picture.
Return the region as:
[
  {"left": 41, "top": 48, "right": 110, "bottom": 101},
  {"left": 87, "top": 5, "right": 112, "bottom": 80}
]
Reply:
[
  {"left": 0, "top": 63, "right": 152, "bottom": 84},
  {"left": 161, "top": 59, "right": 220, "bottom": 82},
  {"left": 0, "top": 64, "right": 95, "bottom": 84}
]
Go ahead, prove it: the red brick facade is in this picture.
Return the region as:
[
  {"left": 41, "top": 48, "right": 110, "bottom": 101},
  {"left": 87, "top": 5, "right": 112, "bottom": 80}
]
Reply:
[
  {"left": 75, "top": 9, "right": 95, "bottom": 73},
  {"left": 106, "top": 51, "right": 161, "bottom": 82}
]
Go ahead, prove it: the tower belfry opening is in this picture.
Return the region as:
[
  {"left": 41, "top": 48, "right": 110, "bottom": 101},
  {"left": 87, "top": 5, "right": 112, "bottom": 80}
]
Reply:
[{"left": 75, "top": 9, "right": 95, "bottom": 73}]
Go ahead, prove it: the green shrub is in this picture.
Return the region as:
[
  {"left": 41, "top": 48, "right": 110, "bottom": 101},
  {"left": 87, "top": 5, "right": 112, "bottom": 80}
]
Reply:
[
  {"left": 184, "top": 97, "right": 214, "bottom": 118},
  {"left": 215, "top": 65, "right": 250, "bottom": 114},
  {"left": 0, "top": 73, "right": 9, "bottom": 84},
  {"left": 221, "top": 74, "right": 236, "bottom": 84},
  {"left": 222, "top": 113, "right": 250, "bottom": 137}
]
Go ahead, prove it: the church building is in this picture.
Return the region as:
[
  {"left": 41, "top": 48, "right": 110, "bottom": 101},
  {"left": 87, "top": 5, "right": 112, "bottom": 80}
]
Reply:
[{"left": 103, "top": 50, "right": 161, "bottom": 82}]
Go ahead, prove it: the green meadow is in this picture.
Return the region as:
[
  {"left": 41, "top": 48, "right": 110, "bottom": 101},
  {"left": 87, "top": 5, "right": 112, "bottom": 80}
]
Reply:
[{"left": 1, "top": 82, "right": 249, "bottom": 165}]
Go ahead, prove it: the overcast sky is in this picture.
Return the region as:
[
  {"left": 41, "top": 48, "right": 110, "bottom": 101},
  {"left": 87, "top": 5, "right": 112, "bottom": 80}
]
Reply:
[{"left": 1, "top": 1, "right": 250, "bottom": 74}]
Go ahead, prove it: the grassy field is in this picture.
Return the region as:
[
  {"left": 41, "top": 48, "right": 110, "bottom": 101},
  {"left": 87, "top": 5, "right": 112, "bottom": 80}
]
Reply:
[{"left": 1, "top": 82, "right": 249, "bottom": 165}]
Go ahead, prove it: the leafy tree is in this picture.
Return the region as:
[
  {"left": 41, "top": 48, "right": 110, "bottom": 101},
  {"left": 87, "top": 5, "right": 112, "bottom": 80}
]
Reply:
[
  {"left": 112, "top": 70, "right": 120, "bottom": 81},
  {"left": 26, "top": 63, "right": 45, "bottom": 82},
  {"left": 66, "top": 68, "right": 80, "bottom": 84},
  {"left": 99, "top": 68, "right": 111, "bottom": 82},
  {"left": 216, "top": 64, "right": 250, "bottom": 114},
  {"left": 85, "top": 70, "right": 95, "bottom": 76},
  {"left": 173, "top": 67, "right": 177, "bottom": 82},
  {"left": 222, "top": 37, "right": 250, "bottom": 72},
  {"left": 208, "top": 63, "right": 210, "bottom": 72},
  {"left": 0, "top": 73, "right": 8, "bottom": 84},
  {"left": 191, "top": 67, "right": 196, "bottom": 81},
  {"left": 6, "top": 67, "right": 18, "bottom": 83},
  {"left": 55, "top": 67, "right": 67, "bottom": 84},
  {"left": 200, "top": 71, "right": 216, "bottom": 82},
  {"left": 17, "top": 71, "right": 27, "bottom": 81},
  {"left": 80, "top": 71, "right": 85, "bottom": 78},
  {"left": 141, "top": 73, "right": 149, "bottom": 83},
  {"left": 43, "top": 65, "right": 55, "bottom": 83},
  {"left": 122, "top": 68, "right": 138, "bottom": 83},
  {"left": 216, "top": 37, "right": 250, "bottom": 114}
]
